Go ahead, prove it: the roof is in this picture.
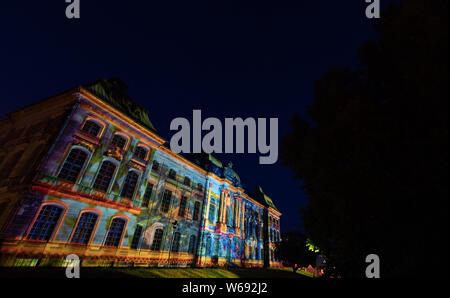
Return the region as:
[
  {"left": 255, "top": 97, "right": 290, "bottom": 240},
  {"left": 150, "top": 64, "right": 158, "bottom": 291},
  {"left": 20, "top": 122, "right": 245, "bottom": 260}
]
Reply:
[
  {"left": 83, "top": 78, "right": 157, "bottom": 133},
  {"left": 250, "top": 186, "right": 279, "bottom": 212}
]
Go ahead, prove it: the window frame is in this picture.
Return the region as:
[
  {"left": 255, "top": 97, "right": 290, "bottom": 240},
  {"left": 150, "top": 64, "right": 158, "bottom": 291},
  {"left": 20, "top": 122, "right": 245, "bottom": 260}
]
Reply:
[
  {"left": 160, "top": 189, "right": 172, "bottom": 213},
  {"left": 151, "top": 228, "right": 164, "bottom": 251},
  {"left": 80, "top": 118, "right": 105, "bottom": 139},
  {"left": 130, "top": 225, "right": 143, "bottom": 249},
  {"left": 57, "top": 146, "right": 91, "bottom": 184},
  {"left": 92, "top": 159, "right": 119, "bottom": 193},
  {"left": 110, "top": 133, "right": 129, "bottom": 150},
  {"left": 25, "top": 201, "right": 69, "bottom": 242},
  {"left": 103, "top": 215, "right": 129, "bottom": 247},
  {"left": 69, "top": 208, "right": 102, "bottom": 245},
  {"left": 120, "top": 169, "right": 141, "bottom": 200},
  {"left": 193, "top": 201, "right": 201, "bottom": 221},
  {"left": 134, "top": 143, "right": 150, "bottom": 161}
]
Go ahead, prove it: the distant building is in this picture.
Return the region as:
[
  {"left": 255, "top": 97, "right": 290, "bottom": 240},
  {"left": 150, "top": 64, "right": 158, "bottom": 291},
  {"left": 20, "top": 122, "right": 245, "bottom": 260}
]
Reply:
[{"left": 0, "top": 78, "right": 281, "bottom": 268}]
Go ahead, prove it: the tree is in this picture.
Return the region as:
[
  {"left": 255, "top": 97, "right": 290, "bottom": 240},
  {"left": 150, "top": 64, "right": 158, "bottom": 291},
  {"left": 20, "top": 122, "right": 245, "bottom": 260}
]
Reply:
[
  {"left": 274, "top": 231, "right": 317, "bottom": 273},
  {"left": 281, "top": 0, "right": 448, "bottom": 278}
]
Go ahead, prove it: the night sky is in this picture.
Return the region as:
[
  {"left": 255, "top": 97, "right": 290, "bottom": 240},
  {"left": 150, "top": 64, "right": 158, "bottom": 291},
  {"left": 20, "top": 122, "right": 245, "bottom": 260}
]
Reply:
[{"left": 0, "top": 1, "right": 396, "bottom": 232}]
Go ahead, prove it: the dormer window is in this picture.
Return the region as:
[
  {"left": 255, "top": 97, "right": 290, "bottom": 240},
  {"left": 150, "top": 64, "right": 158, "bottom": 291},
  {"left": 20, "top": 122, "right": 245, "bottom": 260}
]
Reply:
[
  {"left": 111, "top": 134, "right": 127, "bottom": 149},
  {"left": 134, "top": 146, "right": 148, "bottom": 160},
  {"left": 81, "top": 120, "right": 102, "bottom": 137}
]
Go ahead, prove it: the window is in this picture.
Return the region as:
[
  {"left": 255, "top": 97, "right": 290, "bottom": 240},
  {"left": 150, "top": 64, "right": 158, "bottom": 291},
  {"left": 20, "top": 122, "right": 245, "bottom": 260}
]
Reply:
[
  {"left": 205, "top": 236, "right": 212, "bottom": 255},
  {"left": 130, "top": 225, "right": 143, "bottom": 249},
  {"left": 193, "top": 201, "right": 201, "bottom": 221},
  {"left": 93, "top": 161, "right": 116, "bottom": 192},
  {"left": 71, "top": 212, "right": 98, "bottom": 244},
  {"left": 141, "top": 183, "right": 153, "bottom": 208},
  {"left": 121, "top": 171, "right": 139, "bottom": 199},
  {"left": 178, "top": 196, "right": 187, "bottom": 217},
  {"left": 151, "top": 229, "right": 163, "bottom": 250},
  {"left": 183, "top": 177, "right": 191, "bottom": 187},
  {"left": 27, "top": 205, "right": 63, "bottom": 241},
  {"left": 134, "top": 146, "right": 148, "bottom": 160},
  {"left": 160, "top": 190, "right": 172, "bottom": 213},
  {"left": 197, "top": 183, "right": 204, "bottom": 192},
  {"left": 208, "top": 205, "right": 216, "bottom": 222},
  {"left": 81, "top": 120, "right": 101, "bottom": 137},
  {"left": 58, "top": 148, "right": 88, "bottom": 182},
  {"left": 111, "top": 134, "right": 127, "bottom": 149},
  {"left": 168, "top": 169, "right": 176, "bottom": 180},
  {"left": 171, "top": 232, "right": 181, "bottom": 252},
  {"left": 152, "top": 161, "right": 160, "bottom": 172},
  {"left": 104, "top": 217, "right": 126, "bottom": 247},
  {"left": 188, "top": 235, "right": 196, "bottom": 254}
]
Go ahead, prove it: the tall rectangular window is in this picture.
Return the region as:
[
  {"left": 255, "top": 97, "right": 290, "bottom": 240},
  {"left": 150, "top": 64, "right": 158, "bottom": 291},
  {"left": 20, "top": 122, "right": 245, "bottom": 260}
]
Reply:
[
  {"left": 178, "top": 196, "right": 187, "bottom": 217},
  {"left": 151, "top": 229, "right": 163, "bottom": 250},
  {"left": 130, "top": 225, "right": 143, "bottom": 249},
  {"left": 141, "top": 183, "right": 153, "bottom": 208},
  {"left": 160, "top": 190, "right": 172, "bottom": 213},
  {"left": 171, "top": 232, "right": 181, "bottom": 252},
  {"left": 188, "top": 235, "right": 196, "bottom": 254},
  {"left": 208, "top": 204, "right": 216, "bottom": 222},
  {"left": 193, "top": 201, "right": 201, "bottom": 221},
  {"left": 121, "top": 171, "right": 139, "bottom": 199}
]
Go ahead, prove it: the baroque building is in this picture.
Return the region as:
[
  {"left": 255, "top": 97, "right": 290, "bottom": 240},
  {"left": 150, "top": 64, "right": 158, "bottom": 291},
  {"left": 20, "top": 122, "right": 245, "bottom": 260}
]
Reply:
[{"left": 0, "top": 78, "right": 281, "bottom": 268}]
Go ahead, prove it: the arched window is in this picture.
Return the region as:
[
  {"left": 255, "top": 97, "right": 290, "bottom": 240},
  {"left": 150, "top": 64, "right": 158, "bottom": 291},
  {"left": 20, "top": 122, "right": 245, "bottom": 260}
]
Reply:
[
  {"left": 58, "top": 148, "right": 88, "bottom": 183},
  {"left": 81, "top": 120, "right": 101, "bottom": 137},
  {"left": 151, "top": 228, "right": 164, "bottom": 250},
  {"left": 27, "top": 205, "right": 63, "bottom": 241},
  {"left": 134, "top": 146, "right": 148, "bottom": 160},
  {"left": 93, "top": 161, "right": 116, "bottom": 192},
  {"left": 120, "top": 171, "right": 139, "bottom": 199},
  {"left": 188, "top": 235, "right": 196, "bottom": 254},
  {"left": 193, "top": 201, "right": 201, "bottom": 221},
  {"left": 130, "top": 225, "right": 143, "bottom": 249},
  {"left": 111, "top": 134, "right": 127, "bottom": 149},
  {"left": 104, "top": 217, "right": 126, "bottom": 247},
  {"left": 171, "top": 232, "right": 181, "bottom": 252},
  {"left": 71, "top": 212, "right": 99, "bottom": 244}
]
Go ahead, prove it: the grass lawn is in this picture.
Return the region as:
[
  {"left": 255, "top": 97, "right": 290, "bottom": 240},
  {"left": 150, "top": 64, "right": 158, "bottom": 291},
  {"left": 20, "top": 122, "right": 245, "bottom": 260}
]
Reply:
[{"left": 0, "top": 267, "right": 313, "bottom": 278}]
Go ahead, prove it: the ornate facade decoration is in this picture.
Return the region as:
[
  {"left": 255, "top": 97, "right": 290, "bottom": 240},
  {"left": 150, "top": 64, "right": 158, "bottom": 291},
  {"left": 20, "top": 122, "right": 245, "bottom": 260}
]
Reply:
[{"left": 0, "top": 78, "right": 281, "bottom": 268}]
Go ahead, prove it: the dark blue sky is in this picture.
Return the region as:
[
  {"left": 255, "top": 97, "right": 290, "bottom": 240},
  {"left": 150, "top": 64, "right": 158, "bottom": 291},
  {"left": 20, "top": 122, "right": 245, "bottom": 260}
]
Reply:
[{"left": 0, "top": 1, "right": 395, "bottom": 232}]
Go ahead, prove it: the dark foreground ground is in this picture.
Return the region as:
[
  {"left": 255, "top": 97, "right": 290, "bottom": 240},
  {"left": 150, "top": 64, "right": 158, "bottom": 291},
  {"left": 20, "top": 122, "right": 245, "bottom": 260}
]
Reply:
[{"left": 0, "top": 267, "right": 313, "bottom": 278}]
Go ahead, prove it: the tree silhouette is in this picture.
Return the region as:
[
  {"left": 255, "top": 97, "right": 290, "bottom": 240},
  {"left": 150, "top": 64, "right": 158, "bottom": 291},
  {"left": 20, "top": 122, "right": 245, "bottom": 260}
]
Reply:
[
  {"left": 274, "top": 231, "right": 316, "bottom": 273},
  {"left": 281, "top": 0, "right": 448, "bottom": 278}
]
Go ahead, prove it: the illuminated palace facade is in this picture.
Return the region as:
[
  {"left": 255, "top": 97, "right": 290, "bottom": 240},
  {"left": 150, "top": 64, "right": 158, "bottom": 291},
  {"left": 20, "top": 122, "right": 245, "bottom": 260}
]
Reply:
[{"left": 0, "top": 79, "right": 281, "bottom": 268}]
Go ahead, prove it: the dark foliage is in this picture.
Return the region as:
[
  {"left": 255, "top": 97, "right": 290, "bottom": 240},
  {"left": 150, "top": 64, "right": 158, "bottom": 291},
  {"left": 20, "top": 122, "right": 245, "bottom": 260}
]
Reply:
[
  {"left": 281, "top": 0, "right": 448, "bottom": 278},
  {"left": 274, "top": 231, "right": 317, "bottom": 272}
]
